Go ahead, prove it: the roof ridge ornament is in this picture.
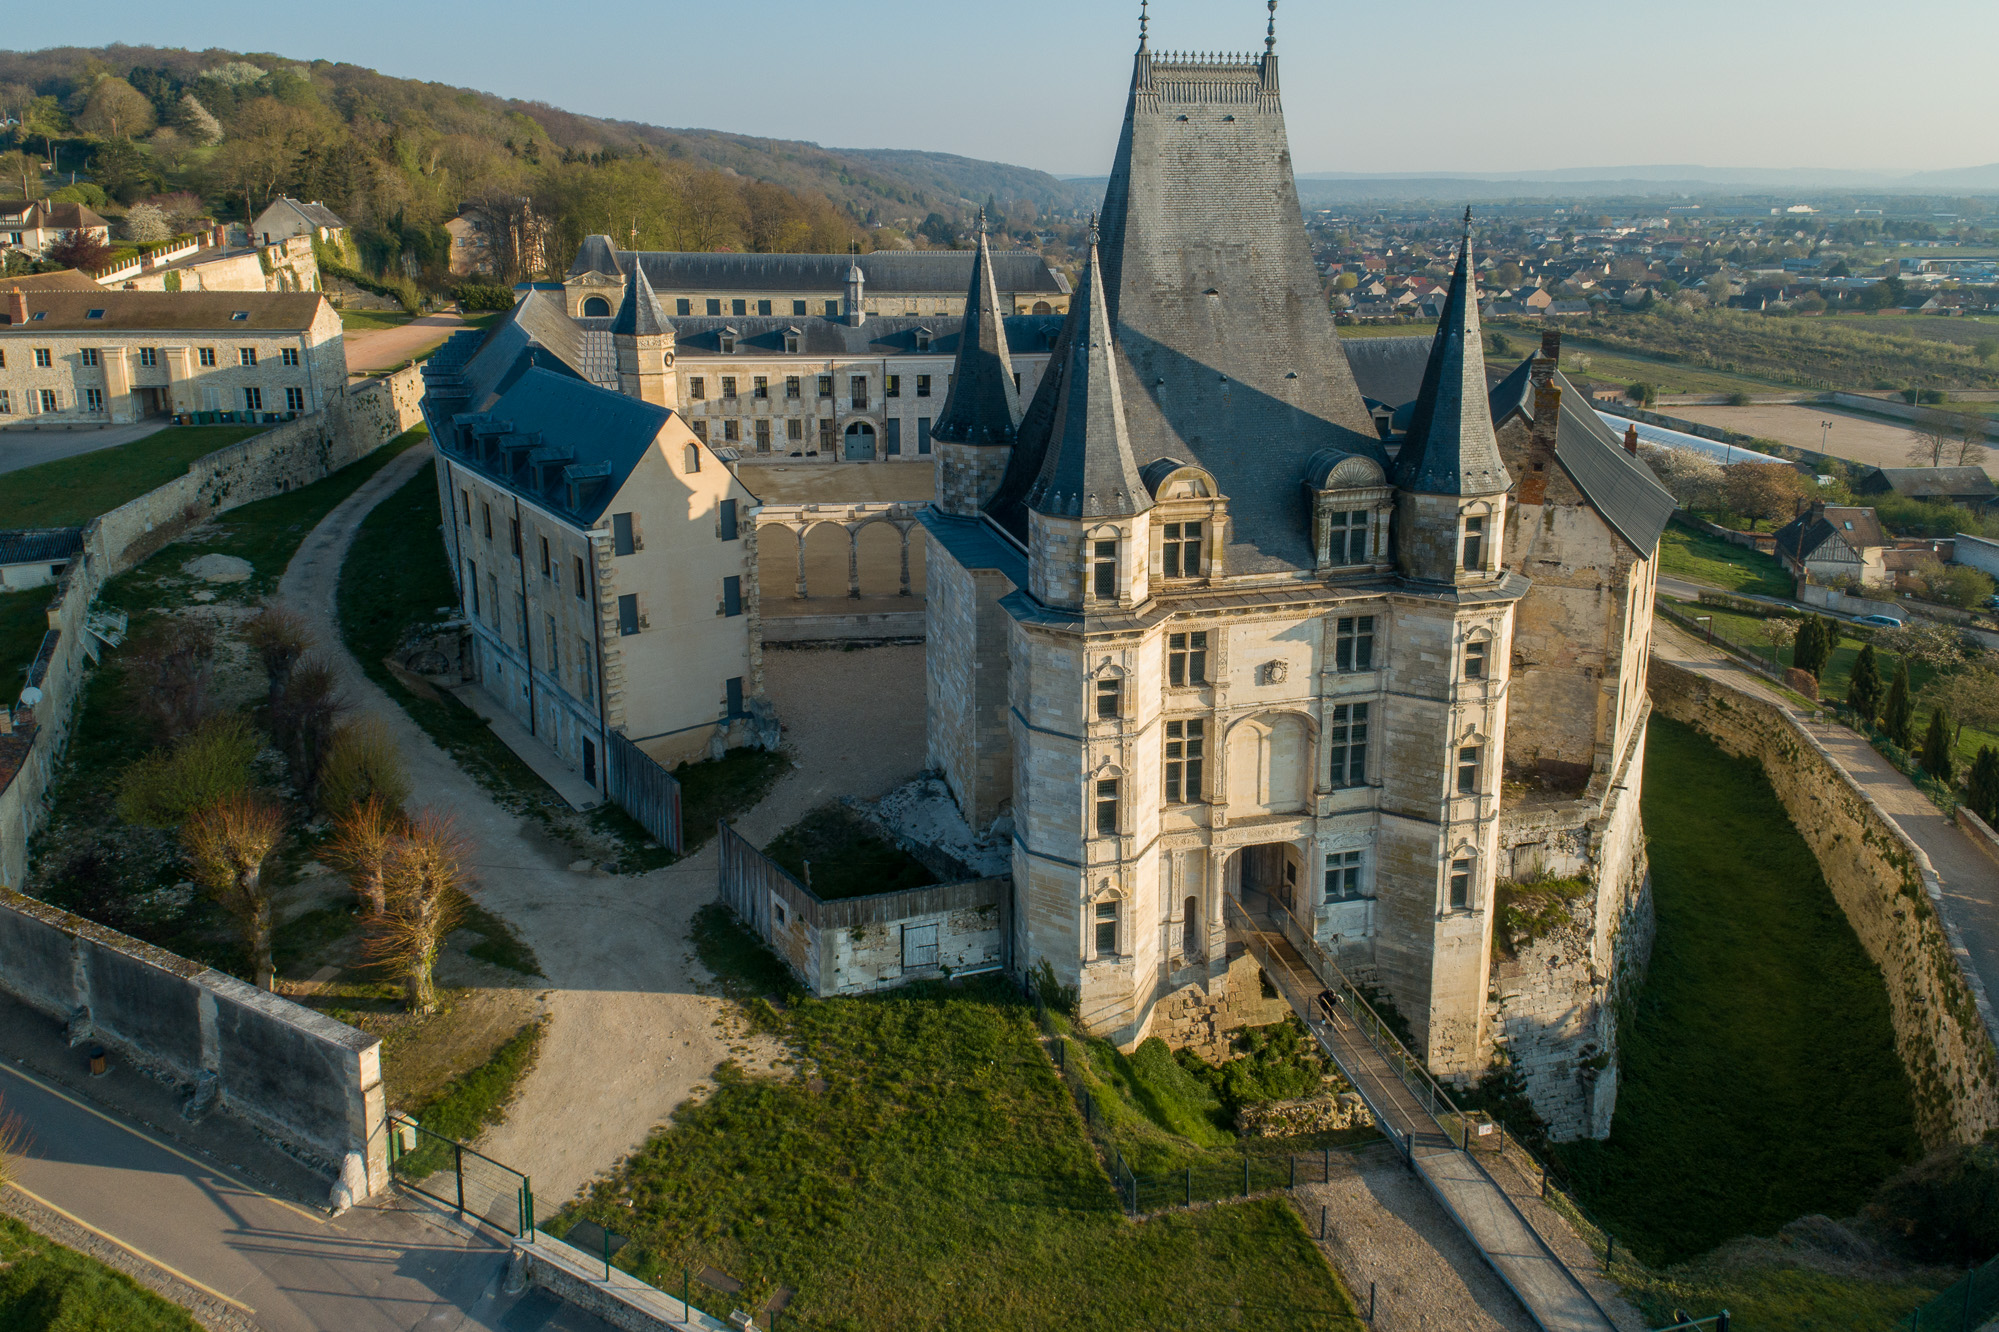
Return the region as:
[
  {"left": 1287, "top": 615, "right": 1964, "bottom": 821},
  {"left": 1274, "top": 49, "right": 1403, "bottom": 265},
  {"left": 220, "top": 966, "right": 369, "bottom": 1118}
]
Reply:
[
  {"left": 1266, "top": 0, "right": 1278, "bottom": 54},
  {"left": 1138, "top": 0, "right": 1148, "bottom": 50}
]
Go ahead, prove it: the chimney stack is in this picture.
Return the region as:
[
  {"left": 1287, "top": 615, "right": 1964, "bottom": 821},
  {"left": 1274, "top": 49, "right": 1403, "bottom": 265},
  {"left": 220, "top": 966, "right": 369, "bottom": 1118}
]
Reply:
[
  {"left": 1519, "top": 335, "right": 1563, "bottom": 505},
  {"left": 6, "top": 290, "right": 25, "bottom": 325},
  {"left": 1540, "top": 328, "right": 1562, "bottom": 364},
  {"left": 1623, "top": 422, "right": 1640, "bottom": 455}
]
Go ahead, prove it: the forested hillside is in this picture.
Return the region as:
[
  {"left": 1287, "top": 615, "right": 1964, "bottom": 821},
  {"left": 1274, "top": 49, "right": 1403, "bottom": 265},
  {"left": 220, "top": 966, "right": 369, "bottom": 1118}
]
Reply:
[{"left": 0, "top": 44, "right": 1091, "bottom": 286}]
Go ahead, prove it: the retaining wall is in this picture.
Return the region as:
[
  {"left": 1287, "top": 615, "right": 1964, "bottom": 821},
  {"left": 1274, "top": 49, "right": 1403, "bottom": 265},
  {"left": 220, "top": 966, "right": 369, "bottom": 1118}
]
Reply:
[
  {"left": 509, "top": 1235, "right": 729, "bottom": 1331},
  {"left": 761, "top": 611, "right": 925, "bottom": 643},
  {"left": 0, "top": 889, "right": 386, "bottom": 1196},
  {"left": 0, "top": 366, "right": 422, "bottom": 891},
  {"left": 1830, "top": 392, "right": 1999, "bottom": 441},
  {"left": 1649, "top": 659, "right": 1999, "bottom": 1145}
]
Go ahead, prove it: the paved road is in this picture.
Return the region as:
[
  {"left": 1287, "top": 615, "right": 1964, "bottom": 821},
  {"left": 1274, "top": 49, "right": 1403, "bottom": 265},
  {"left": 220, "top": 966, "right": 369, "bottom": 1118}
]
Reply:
[
  {"left": 343, "top": 312, "right": 468, "bottom": 377},
  {"left": 0, "top": 1059, "right": 609, "bottom": 1331},
  {"left": 1653, "top": 619, "right": 1999, "bottom": 1047},
  {"left": 0, "top": 421, "right": 166, "bottom": 475}
]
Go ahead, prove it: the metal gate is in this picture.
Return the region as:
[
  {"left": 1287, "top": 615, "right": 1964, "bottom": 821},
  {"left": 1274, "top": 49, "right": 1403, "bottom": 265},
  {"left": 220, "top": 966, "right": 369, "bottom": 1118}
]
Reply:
[
  {"left": 605, "top": 729, "right": 683, "bottom": 854},
  {"left": 388, "top": 1115, "right": 533, "bottom": 1237}
]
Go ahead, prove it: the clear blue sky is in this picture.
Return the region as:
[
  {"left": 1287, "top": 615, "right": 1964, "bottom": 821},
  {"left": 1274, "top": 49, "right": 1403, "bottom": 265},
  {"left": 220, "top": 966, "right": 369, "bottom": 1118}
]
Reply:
[{"left": 13, "top": 0, "right": 1995, "bottom": 176}]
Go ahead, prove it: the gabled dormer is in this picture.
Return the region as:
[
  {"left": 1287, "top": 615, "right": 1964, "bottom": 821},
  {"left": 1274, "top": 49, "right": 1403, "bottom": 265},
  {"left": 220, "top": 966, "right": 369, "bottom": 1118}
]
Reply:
[
  {"left": 1139, "top": 458, "right": 1224, "bottom": 587},
  {"left": 1304, "top": 449, "right": 1392, "bottom": 575}
]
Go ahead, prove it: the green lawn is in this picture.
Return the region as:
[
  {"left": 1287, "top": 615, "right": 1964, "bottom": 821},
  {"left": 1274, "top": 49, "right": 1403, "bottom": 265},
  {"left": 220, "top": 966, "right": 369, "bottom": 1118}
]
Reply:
[
  {"left": 338, "top": 309, "right": 414, "bottom": 332},
  {"left": 559, "top": 909, "right": 1363, "bottom": 1331},
  {"left": 1554, "top": 342, "right": 1792, "bottom": 398},
  {"left": 0, "top": 426, "right": 267, "bottom": 529},
  {"left": 0, "top": 1211, "right": 199, "bottom": 1331},
  {"left": 1557, "top": 717, "right": 1921, "bottom": 1268},
  {"left": 1, "top": 585, "right": 50, "bottom": 700},
  {"left": 1657, "top": 523, "right": 1795, "bottom": 597}
]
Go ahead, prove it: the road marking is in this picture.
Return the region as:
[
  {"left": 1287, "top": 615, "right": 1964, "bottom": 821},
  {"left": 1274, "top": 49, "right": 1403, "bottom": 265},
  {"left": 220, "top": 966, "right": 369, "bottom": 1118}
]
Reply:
[
  {"left": 0, "top": 1062, "right": 327, "bottom": 1225},
  {"left": 6, "top": 1180, "right": 258, "bottom": 1315}
]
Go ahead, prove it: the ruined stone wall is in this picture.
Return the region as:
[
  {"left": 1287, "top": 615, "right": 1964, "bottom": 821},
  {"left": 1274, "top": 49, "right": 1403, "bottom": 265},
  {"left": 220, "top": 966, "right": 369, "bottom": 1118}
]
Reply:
[
  {"left": 1489, "top": 710, "right": 1654, "bottom": 1140},
  {"left": 1650, "top": 659, "right": 1999, "bottom": 1145}
]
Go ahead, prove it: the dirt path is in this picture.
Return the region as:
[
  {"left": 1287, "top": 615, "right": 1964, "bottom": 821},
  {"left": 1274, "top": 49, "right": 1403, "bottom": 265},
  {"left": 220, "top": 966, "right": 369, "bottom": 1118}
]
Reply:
[
  {"left": 1669, "top": 403, "right": 1994, "bottom": 478},
  {"left": 280, "top": 448, "right": 929, "bottom": 1206},
  {"left": 342, "top": 312, "right": 467, "bottom": 377}
]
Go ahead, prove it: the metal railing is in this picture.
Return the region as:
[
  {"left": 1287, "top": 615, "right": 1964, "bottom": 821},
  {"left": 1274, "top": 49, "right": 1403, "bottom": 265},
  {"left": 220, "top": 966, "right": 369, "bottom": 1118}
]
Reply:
[{"left": 388, "top": 1113, "right": 533, "bottom": 1238}]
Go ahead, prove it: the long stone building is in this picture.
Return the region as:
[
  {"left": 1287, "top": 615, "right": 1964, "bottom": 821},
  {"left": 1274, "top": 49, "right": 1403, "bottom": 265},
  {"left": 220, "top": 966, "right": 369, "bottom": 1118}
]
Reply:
[{"left": 917, "top": 18, "right": 1671, "bottom": 1137}]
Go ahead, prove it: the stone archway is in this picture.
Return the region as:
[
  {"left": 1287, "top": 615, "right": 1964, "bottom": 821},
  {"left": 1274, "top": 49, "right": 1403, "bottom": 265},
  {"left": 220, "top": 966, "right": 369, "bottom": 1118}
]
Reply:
[{"left": 1229, "top": 842, "right": 1305, "bottom": 915}]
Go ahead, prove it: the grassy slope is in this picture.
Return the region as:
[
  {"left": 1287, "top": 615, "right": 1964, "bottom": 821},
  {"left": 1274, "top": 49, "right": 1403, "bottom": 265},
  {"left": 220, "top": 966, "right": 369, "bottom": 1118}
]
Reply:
[
  {"left": 569, "top": 907, "right": 1362, "bottom": 1331},
  {"left": 0, "top": 425, "right": 266, "bottom": 529},
  {"left": 1558, "top": 717, "right": 1920, "bottom": 1267},
  {"left": 0, "top": 1212, "right": 198, "bottom": 1332},
  {"left": 1657, "top": 523, "right": 1796, "bottom": 597}
]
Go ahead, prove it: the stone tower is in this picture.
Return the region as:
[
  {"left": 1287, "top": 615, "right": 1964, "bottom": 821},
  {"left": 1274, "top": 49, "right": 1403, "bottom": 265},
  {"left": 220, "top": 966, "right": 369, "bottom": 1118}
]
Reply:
[
  {"left": 612, "top": 259, "right": 674, "bottom": 407},
  {"left": 932, "top": 214, "right": 1024, "bottom": 517}
]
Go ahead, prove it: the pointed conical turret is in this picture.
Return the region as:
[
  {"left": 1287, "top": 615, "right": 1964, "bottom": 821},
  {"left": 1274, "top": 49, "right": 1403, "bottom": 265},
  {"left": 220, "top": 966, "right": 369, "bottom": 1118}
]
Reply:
[
  {"left": 611, "top": 258, "right": 669, "bottom": 338},
  {"left": 612, "top": 257, "right": 674, "bottom": 407},
  {"left": 1025, "top": 234, "right": 1148, "bottom": 520},
  {"left": 932, "top": 214, "right": 1026, "bottom": 515},
  {"left": 1393, "top": 212, "right": 1509, "bottom": 498}
]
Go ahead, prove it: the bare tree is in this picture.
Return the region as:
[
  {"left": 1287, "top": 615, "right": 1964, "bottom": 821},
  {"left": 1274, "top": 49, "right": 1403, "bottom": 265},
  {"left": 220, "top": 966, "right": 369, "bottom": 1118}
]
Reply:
[
  {"left": 270, "top": 657, "right": 345, "bottom": 795},
  {"left": 1919, "top": 661, "right": 1999, "bottom": 748},
  {"left": 0, "top": 149, "right": 37, "bottom": 201},
  {"left": 1906, "top": 407, "right": 1961, "bottom": 468},
  {"left": 325, "top": 794, "right": 401, "bottom": 915},
  {"left": 183, "top": 796, "right": 287, "bottom": 990},
  {"left": 121, "top": 615, "right": 219, "bottom": 742},
  {"left": 364, "top": 811, "right": 468, "bottom": 1014},
  {"left": 245, "top": 604, "right": 312, "bottom": 709}
]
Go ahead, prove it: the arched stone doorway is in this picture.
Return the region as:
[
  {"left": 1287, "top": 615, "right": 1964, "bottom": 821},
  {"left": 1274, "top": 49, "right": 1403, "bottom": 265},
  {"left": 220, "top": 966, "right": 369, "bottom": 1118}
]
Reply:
[
  {"left": 1230, "top": 842, "right": 1305, "bottom": 915},
  {"left": 843, "top": 421, "right": 877, "bottom": 461},
  {"left": 582, "top": 296, "right": 611, "bottom": 316}
]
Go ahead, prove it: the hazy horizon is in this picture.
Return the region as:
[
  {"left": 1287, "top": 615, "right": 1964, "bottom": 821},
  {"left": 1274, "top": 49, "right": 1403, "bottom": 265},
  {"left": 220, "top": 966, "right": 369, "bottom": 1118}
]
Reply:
[{"left": 12, "top": 0, "right": 1996, "bottom": 179}]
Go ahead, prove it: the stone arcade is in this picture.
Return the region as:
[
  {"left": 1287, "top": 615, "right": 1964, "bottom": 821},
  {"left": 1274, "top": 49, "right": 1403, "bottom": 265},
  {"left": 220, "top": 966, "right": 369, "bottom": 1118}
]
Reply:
[{"left": 917, "top": 13, "right": 1672, "bottom": 1137}]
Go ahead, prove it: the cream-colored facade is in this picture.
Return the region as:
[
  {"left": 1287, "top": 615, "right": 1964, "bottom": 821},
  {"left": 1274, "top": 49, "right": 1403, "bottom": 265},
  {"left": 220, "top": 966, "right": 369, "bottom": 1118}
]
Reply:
[{"left": 0, "top": 289, "right": 344, "bottom": 424}]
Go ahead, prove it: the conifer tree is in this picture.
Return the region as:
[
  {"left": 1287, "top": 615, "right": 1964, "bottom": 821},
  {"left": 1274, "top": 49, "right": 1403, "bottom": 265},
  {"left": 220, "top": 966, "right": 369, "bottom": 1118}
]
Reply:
[
  {"left": 1848, "top": 642, "right": 1884, "bottom": 720},
  {"left": 1883, "top": 659, "right": 1915, "bottom": 749},
  {"left": 1968, "top": 747, "right": 1999, "bottom": 825},
  {"left": 1921, "top": 708, "right": 1955, "bottom": 784}
]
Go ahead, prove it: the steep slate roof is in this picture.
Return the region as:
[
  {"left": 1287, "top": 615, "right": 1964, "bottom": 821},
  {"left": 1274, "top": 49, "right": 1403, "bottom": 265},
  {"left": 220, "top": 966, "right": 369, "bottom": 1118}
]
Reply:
[
  {"left": 1342, "top": 336, "right": 1432, "bottom": 411},
  {"left": 989, "top": 43, "right": 1382, "bottom": 571},
  {"left": 263, "top": 197, "right": 346, "bottom": 230},
  {"left": 424, "top": 289, "right": 597, "bottom": 411},
  {"left": 1393, "top": 222, "right": 1509, "bottom": 497},
  {"left": 1025, "top": 239, "right": 1149, "bottom": 520},
  {"left": 0, "top": 290, "right": 326, "bottom": 330},
  {"left": 0, "top": 528, "right": 84, "bottom": 566},
  {"left": 568, "top": 242, "right": 1068, "bottom": 296},
  {"left": 433, "top": 365, "right": 673, "bottom": 525},
  {"left": 610, "top": 257, "right": 670, "bottom": 337},
  {"left": 1775, "top": 511, "right": 1871, "bottom": 565},
  {"left": 1487, "top": 366, "right": 1675, "bottom": 555},
  {"left": 931, "top": 222, "right": 1023, "bottom": 446}
]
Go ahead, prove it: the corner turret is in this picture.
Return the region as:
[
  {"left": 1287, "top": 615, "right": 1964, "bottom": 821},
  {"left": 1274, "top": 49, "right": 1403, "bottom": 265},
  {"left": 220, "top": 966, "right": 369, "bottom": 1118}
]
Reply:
[
  {"left": 612, "top": 259, "right": 674, "bottom": 407},
  {"left": 933, "top": 212, "right": 1024, "bottom": 516}
]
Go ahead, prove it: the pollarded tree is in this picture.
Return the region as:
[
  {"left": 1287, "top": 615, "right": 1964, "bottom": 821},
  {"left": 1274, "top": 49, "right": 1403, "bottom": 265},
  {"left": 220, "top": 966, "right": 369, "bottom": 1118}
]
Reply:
[
  {"left": 1921, "top": 708, "right": 1956, "bottom": 784},
  {"left": 324, "top": 794, "right": 401, "bottom": 915},
  {"left": 244, "top": 604, "right": 312, "bottom": 708},
  {"left": 1883, "top": 659, "right": 1915, "bottom": 749},
  {"left": 364, "top": 811, "right": 468, "bottom": 1014},
  {"left": 183, "top": 795, "right": 287, "bottom": 990}
]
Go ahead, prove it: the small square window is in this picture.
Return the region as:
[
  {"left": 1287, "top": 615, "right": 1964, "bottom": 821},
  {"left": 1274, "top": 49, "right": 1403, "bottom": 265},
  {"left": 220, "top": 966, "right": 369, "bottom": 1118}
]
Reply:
[
  {"left": 198, "top": 347, "right": 216, "bottom": 366},
  {"left": 239, "top": 347, "right": 257, "bottom": 367},
  {"left": 281, "top": 347, "right": 299, "bottom": 366},
  {"left": 1094, "top": 677, "right": 1121, "bottom": 719},
  {"left": 705, "top": 298, "right": 722, "bottom": 316},
  {"left": 80, "top": 347, "right": 98, "bottom": 367},
  {"left": 85, "top": 308, "right": 104, "bottom": 319},
  {"left": 676, "top": 298, "right": 692, "bottom": 316},
  {"left": 231, "top": 311, "right": 250, "bottom": 321},
  {"left": 792, "top": 300, "right": 807, "bottom": 316}
]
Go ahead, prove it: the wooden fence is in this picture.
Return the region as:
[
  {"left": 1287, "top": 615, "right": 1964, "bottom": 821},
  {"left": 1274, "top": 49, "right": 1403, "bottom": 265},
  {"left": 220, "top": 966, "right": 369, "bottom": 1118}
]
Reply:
[{"left": 605, "top": 730, "right": 683, "bottom": 854}]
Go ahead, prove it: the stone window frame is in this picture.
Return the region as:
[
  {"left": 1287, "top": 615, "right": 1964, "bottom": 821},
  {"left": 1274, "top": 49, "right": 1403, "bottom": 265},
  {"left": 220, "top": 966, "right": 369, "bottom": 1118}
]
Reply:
[
  {"left": 1083, "top": 522, "right": 1129, "bottom": 609},
  {"left": 1308, "top": 455, "right": 1392, "bottom": 574},
  {"left": 1443, "top": 842, "right": 1481, "bottom": 916},
  {"left": 1460, "top": 623, "right": 1496, "bottom": 683},
  {"left": 1144, "top": 464, "right": 1225, "bottom": 585},
  {"left": 1089, "top": 761, "right": 1126, "bottom": 842},
  {"left": 1453, "top": 726, "right": 1492, "bottom": 800},
  {"left": 1458, "top": 499, "right": 1501, "bottom": 576},
  {"left": 1086, "top": 882, "right": 1125, "bottom": 962}
]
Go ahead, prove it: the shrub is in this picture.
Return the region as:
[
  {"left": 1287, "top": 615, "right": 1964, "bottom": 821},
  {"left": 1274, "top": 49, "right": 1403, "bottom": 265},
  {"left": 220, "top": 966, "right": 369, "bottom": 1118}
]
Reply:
[
  {"left": 1921, "top": 707, "right": 1955, "bottom": 783},
  {"left": 1865, "top": 1137, "right": 1999, "bottom": 1264},
  {"left": 1848, "top": 643, "right": 1884, "bottom": 722},
  {"left": 1882, "top": 659, "right": 1915, "bottom": 749},
  {"left": 117, "top": 716, "right": 259, "bottom": 828},
  {"left": 1968, "top": 747, "right": 1999, "bottom": 824},
  {"left": 120, "top": 614, "right": 218, "bottom": 742},
  {"left": 318, "top": 718, "right": 411, "bottom": 817},
  {"left": 454, "top": 283, "right": 515, "bottom": 312},
  {"left": 269, "top": 657, "right": 345, "bottom": 794}
]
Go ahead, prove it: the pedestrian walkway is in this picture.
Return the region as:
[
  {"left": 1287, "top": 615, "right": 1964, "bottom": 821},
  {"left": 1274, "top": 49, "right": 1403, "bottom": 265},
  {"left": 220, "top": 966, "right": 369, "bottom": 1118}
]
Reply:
[
  {"left": 1225, "top": 897, "right": 1620, "bottom": 1332},
  {"left": 1652, "top": 617, "right": 1999, "bottom": 1051}
]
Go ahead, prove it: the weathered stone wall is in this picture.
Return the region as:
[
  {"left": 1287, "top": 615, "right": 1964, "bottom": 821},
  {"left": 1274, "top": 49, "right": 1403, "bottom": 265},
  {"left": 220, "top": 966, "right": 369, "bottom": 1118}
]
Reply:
[
  {"left": 923, "top": 542, "right": 1013, "bottom": 829},
  {"left": 0, "top": 889, "right": 386, "bottom": 1197},
  {"left": 1650, "top": 659, "right": 1999, "bottom": 1145},
  {"left": 1489, "top": 712, "right": 1654, "bottom": 1140}
]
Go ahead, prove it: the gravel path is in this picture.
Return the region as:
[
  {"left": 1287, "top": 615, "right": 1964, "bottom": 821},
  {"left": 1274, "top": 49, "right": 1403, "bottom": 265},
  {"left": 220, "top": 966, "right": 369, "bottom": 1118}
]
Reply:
[
  {"left": 342, "top": 312, "right": 467, "bottom": 377},
  {"left": 281, "top": 445, "right": 930, "bottom": 1206}
]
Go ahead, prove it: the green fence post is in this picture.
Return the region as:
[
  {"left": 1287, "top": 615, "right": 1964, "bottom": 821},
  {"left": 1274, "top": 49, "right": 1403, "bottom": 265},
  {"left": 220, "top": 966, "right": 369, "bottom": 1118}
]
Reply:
[
  {"left": 454, "top": 1143, "right": 465, "bottom": 1215},
  {"left": 603, "top": 1228, "right": 611, "bottom": 1281},
  {"left": 684, "top": 1268, "right": 690, "bottom": 1314},
  {"left": 526, "top": 1183, "right": 535, "bottom": 1242}
]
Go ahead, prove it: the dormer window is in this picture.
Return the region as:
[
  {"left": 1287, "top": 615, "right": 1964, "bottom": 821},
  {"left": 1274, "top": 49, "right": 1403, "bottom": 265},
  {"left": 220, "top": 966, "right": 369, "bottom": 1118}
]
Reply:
[
  {"left": 914, "top": 327, "right": 933, "bottom": 352},
  {"left": 1162, "top": 522, "right": 1202, "bottom": 578},
  {"left": 784, "top": 328, "right": 800, "bottom": 354},
  {"left": 1327, "top": 509, "right": 1369, "bottom": 566},
  {"left": 231, "top": 311, "right": 249, "bottom": 321},
  {"left": 719, "top": 328, "right": 737, "bottom": 354},
  {"left": 85, "top": 308, "right": 104, "bottom": 319}
]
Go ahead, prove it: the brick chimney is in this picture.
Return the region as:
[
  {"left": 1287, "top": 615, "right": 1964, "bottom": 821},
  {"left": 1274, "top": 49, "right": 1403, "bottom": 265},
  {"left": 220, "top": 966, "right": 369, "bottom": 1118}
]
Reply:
[
  {"left": 1623, "top": 422, "right": 1640, "bottom": 455},
  {"left": 5, "top": 290, "right": 25, "bottom": 325}
]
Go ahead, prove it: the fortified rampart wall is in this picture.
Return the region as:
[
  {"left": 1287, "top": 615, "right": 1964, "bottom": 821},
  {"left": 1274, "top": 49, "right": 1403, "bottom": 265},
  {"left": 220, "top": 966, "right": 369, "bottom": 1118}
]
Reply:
[{"left": 1649, "top": 658, "right": 1999, "bottom": 1145}]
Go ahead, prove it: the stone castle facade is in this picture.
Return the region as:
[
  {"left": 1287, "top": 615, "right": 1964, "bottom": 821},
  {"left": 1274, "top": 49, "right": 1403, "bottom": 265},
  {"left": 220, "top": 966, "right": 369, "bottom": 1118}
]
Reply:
[{"left": 917, "top": 22, "right": 1674, "bottom": 1138}]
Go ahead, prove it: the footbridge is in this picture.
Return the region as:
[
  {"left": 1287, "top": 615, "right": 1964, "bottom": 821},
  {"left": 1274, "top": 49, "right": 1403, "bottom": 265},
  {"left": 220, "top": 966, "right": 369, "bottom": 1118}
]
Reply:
[{"left": 1224, "top": 896, "right": 1619, "bottom": 1332}]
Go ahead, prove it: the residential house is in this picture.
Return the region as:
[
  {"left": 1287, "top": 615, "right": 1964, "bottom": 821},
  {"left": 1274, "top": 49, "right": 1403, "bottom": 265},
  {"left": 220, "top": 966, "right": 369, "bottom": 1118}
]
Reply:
[
  {"left": 0, "top": 200, "right": 110, "bottom": 256},
  {"left": 250, "top": 198, "right": 346, "bottom": 248},
  {"left": 0, "top": 288, "right": 345, "bottom": 423},
  {"left": 1773, "top": 502, "right": 1888, "bottom": 584},
  {"left": 1857, "top": 466, "right": 1999, "bottom": 514}
]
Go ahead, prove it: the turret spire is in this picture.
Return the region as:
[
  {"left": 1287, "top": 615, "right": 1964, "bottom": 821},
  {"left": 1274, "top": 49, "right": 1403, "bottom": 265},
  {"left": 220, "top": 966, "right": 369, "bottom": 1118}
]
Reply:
[
  {"left": 932, "top": 217, "right": 1021, "bottom": 451},
  {"left": 1025, "top": 235, "right": 1148, "bottom": 520},
  {"left": 1392, "top": 209, "right": 1509, "bottom": 497},
  {"left": 610, "top": 256, "right": 668, "bottom": 337}
]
